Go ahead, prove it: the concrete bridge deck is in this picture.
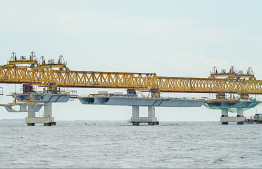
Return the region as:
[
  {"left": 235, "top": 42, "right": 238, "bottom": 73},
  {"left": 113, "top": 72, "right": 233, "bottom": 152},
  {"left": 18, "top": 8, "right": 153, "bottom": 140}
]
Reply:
[{"left": 78, "top": 96, "right": 206, "bottom": 107}]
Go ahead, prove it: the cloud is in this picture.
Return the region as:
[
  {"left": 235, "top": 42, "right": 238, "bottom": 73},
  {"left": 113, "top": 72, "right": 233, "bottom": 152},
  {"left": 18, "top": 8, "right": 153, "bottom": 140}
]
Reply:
[
  {"left": 52, "top": 12, "right": 202, "bottom": 36},
  {"left": 0, "top": 4, "right": 241, "bottom": 43}
]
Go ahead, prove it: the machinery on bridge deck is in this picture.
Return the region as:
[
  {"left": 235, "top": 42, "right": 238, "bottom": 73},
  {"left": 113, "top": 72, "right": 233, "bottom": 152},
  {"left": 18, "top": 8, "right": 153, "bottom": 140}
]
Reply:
[{"left": 210, "top": 66, "right": 256, "bottom": 80}]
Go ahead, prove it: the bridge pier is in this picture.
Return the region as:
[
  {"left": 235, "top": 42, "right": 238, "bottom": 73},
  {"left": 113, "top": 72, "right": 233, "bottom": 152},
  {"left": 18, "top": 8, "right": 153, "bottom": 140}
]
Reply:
[
  {"left": 1, "top": 93, "right": 71, "bottom": 126},
  {"left": 25, "top": 103, "right": 55, "bottom": 126},
  {"left": 131, "top": 106, "right": 158, "bottom": 125},
  {"left": 220, "top": 108, "right": 245, "bottom": 125}
]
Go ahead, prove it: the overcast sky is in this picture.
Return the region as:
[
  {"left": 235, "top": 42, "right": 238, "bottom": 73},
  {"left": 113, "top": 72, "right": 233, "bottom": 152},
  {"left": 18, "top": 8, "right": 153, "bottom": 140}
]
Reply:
[{"left": 1, "top": 0, "right": 262, "bottom": 122}]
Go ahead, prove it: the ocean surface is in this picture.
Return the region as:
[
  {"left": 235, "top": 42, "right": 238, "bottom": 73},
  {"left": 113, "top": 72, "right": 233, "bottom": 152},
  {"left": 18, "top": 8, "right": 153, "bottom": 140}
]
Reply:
[{"left": 1, "top": 121, "right": 262, "bottom": 168}]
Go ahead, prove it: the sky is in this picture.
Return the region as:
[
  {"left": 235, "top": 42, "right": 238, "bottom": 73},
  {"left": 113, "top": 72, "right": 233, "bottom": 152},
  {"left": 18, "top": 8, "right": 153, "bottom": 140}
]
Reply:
[{"left": 0, "top": 0, "right": 262, "bottom": 121}]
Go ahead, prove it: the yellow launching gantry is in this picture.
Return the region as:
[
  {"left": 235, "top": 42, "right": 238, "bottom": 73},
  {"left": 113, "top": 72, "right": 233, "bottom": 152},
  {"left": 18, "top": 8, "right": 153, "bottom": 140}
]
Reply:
[{"left": 1, "top": 52, "right": 262, "bottom": 99}]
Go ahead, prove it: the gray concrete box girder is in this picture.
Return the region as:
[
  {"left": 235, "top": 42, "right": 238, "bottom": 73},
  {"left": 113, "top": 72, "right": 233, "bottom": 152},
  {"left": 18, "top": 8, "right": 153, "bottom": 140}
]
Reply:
[
  {"left": 79, "top": 96, "right": 206, "bottom": 125},
  {"left": 79, "top": 97, "right": 205, "bottom": 107},
  {"left": 13, "top": 94, "right": 71, "bottom": 103}
]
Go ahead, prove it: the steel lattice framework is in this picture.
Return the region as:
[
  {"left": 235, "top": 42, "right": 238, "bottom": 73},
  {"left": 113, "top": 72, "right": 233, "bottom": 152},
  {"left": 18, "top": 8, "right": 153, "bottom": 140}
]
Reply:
[
  {"left": 1, "top": 62, "right": 262, "bottom": 94},
  {"left": 0, "top": 65, "right": 157, "bottom": 89},
  {"left": 157, "top": 77, "right": 262, "bottom": 94}
]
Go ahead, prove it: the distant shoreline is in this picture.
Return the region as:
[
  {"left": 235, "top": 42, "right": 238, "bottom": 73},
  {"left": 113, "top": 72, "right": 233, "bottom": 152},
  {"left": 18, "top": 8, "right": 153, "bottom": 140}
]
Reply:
[
  {"left": 0, "top": 119, "right": 219, "bottom": 123},
  {"left": 0, "top": 119, "right": 128, "bottom": 123}
]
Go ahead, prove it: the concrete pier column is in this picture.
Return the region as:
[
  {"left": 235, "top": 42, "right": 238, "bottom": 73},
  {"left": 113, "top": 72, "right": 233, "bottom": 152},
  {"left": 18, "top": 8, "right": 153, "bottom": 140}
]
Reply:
[
  {"left": 28, "top": 111, "right": 35, "bottom": 117},
  {"left": 28, "top": 105, "right": 36, "bottom": 117},
  {"left": 237, "top": 107, "right": 244, "bottom": 117},
  {"left": 44, "top": 103, "right": 52, "bottom": 118},
  {"left": 221, "top": 109, "right": 228, "bottom": 117},
  {"left": 220, "top": 109, "right": 228, "bottom": 125},
  {"left": 237, "top": 107, "right": 244, "bottom": 125},
  {"left": 132, "top": 106, "right": 139, "bottom": 118},
  {"left": 148, "top": 106, "right": 158, "bottom": 125},
  {"left": 131, "top": 106, "right": 140, "bottom": 125},
  {"left": 27, "top": 105, "right": 36, "bottom": 126},
  {"left": 148, "top": 106, "right": 155, "bottom": 117},
  {"left": 44, "top": 103, "right": 54, "bottom": 126}
]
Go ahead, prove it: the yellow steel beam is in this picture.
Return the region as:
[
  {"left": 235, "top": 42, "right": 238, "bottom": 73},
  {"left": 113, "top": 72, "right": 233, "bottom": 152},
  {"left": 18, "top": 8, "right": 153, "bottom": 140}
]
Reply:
[
  {"left": 8, "top": 60, "right": 38, "bottom": 65},
  {"left": 1, "top": 64, "right": 262, "bottom": 94},
  {"left": 0, "top": 66, "right": 157, "bottom": 89},
  {"left": 39, "top": 64, "right": 67, "bottom": 69},
  {"left": 209, "top": 73, "right": 255, "bottom": 80}
]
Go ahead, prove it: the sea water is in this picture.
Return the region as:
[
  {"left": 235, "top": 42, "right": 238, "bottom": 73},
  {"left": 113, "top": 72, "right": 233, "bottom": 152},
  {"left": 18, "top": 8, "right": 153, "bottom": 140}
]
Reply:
[{"left": 0, "top": 121, "right": 262, "bottom": 168}]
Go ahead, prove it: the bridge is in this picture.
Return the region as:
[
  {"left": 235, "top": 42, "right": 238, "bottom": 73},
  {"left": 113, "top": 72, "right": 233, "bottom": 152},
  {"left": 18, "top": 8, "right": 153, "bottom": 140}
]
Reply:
[{"left": 0, "top": 52, "right": 261, "bottom": 125}]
